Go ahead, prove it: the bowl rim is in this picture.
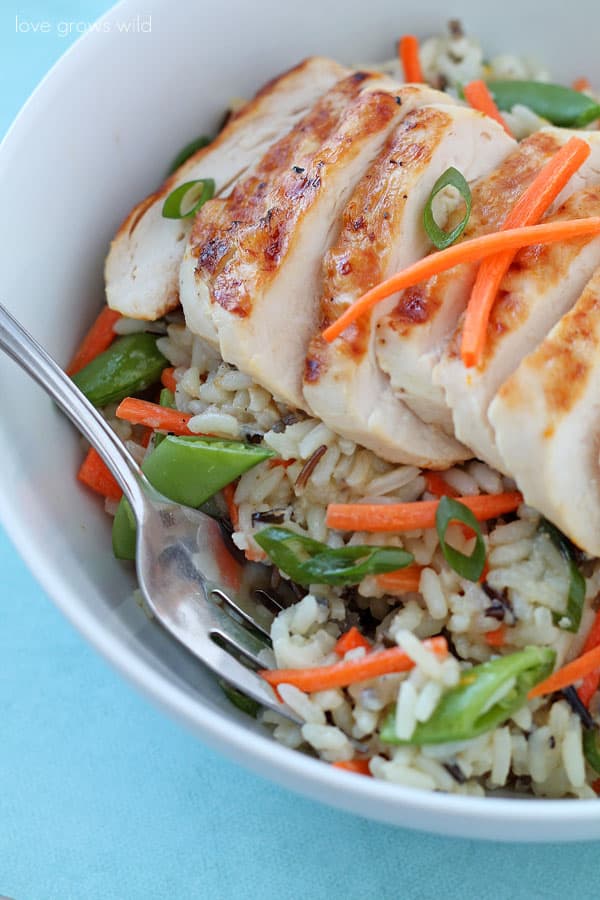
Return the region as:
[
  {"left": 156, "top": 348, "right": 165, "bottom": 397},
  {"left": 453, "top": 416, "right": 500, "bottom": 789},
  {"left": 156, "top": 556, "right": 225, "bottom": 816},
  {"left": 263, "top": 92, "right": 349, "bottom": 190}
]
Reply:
[{"left": 2, "top": 0, "right": 600, "bottom": 838}]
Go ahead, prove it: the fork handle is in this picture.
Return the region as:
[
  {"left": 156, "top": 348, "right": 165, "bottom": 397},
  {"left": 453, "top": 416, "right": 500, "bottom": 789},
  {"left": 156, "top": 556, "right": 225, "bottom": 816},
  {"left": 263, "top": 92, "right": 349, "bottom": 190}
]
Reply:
[{"left": 0, "top": 302, "right": 147, "bottom": 516}]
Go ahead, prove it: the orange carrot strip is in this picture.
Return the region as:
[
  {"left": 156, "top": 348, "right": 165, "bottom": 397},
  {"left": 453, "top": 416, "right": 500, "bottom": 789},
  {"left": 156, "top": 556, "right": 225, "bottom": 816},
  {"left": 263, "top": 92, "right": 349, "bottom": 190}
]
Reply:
[
  {"left": 321, "top": 217, "right": 600, "bottom": 343},
  {"left": 376, "top": 565, "right": 423, "bottom": 594},
  {"left": 161, "top": 367, "right": 177, "bottom": 392},
  {"left": 479, "top": 559, "right": 490, "bottom": 584},
  {"left": 222, "top": 481, "right": 240, "bottom": 531},
  {"left": 334, "top": 627, "right": 372, "bottom": 656},
  {"left": 333, "top": 759, "right": 372, "bottom": 776},
  {"left": 528, "top": 644, "right": 600, "bottom": 699},
  {"left": 573, "top": 77, "right": 591, "bottom": 92},
  {"left": 261, "top": 636, "right": 447, "bottom": 692},
  {"left": 77, "top": 447, "right": 123, "bottom": 501},
  {"left": 326, "top": 492, "right": 522, "bottom": 533},
  {"left": 268, "top": 458, "right": 296, "bottom": 469},
  {"left": 67, "top": 307, "right": 121, "bottom": 375},
  {"left": 398, "top": 35, "right": 424, "bottom": 83},
  {"left": 577, "top": 608, "right": 600, "bottom": 707},
  {"left": 592, "top": 778, "right": 600, "bottom": 795},
  {"left": 484, "top": 625, "right": 506, "bottom": 648},
  {"left": 424, "top": 471, "right": 460, "bottom": 498},
  {"left": 461, "top": 136, "right": 591, "bottom": 367},
  {"left": 463, "top": 80, "right": 513, "bottom": 137},
  {"left": 115, "top": 398, "right": 195, "bottom": 435}
]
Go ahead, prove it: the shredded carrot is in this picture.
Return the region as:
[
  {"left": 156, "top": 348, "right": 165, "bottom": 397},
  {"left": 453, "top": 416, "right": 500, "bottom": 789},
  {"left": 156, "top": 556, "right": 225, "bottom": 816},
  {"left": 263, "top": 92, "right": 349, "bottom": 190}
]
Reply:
[
  {"left": 424, "top": 471, "right": 460, "bottom": 498},
  {"left": 577, "top": 608, "right": 600, "bottom": 707},
  {"left": 333, "top": 759, "right": 372, "bottom": 776},
  {"left": 139, "top": 427, "right": 153, "bottom": 448},
  {"left": 461, "top": 136, "right": 591, "bottom": 367},
  {"left": 115, "top": 398, "right": 195, "bottom": 435},
  {"left": 160, "top": 367, "right": 177, "bottom": 392},
  {"left": 261, "top": 636, "right": 447, "bottom": 692},
  {"left": 479, "top": 559, "right": 490, "bottom": 584},
  {"left": 398, "top": 35, "right": 424, "bottom": 83},
  {"left": 573, "top": 77, "right": 592, "bottom": 93},
  {"left": 321, "top": 217, "right": 600, "bottom": 343},
  {"left": 484, "top": 625, "right": 506, "bottom": 648},
  {"left": 528, "top": 643, "right": 600, "bottom": 699},
  {"left": 376, "top": 564, "right": 423, "bottom": 594},
  {"left": 67, "top": 306, "right": 121, "bottom": 375},
  {"left": 222, "top": 481, "right": 239, "bottom": 530},
  {"left": 326, "top": 491, "right": 522, "bottom": 533},
  {"left": 268, "top": 457, "right": 296, "bottom": 469},
  {"left": 77, "top": 447, "right": 123, "bottom": 501},
  {"left": 592, "top": 778, "right": 600, "bottom": 795},
  {"left": 463, "top": 80, "right": 513, "bottom": 137},
  {"left": 334, "top": 627, "right": 372, "bottom": 656},
  {"left": 244, "top": 546, "right": 268, "bottom": 563}
]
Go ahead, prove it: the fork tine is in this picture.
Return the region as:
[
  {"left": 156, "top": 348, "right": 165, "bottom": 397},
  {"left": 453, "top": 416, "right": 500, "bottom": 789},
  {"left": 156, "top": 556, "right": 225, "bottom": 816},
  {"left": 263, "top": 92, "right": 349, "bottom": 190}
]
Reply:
[{"left": 210, "top": 587, "right": 272, "bottom": 641}]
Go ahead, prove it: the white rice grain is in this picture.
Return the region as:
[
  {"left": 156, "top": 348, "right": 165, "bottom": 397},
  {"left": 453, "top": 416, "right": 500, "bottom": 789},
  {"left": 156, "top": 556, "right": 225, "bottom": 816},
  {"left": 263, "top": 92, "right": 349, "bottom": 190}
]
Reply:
[
  {"left": 490, "top": 727, "right": 512, "bottom": 786},
  {"left": 278, "top": 684, "right": 326, "bottom": 725},
  {"left": 420, "top": 568, "right": 448, "bottom": 619},
  {"left": 414, "top": 681, "right": 442, "bottom": 723},
  {"left": 298, "top": 422, "right": 335, "bottom": 459},
  {"left": 562, "top": 718, "right": 585, "bottom": 788},
  {"left": 394, "top": 680, "right": 418, "bottom": 740},
  {"left": 188, "top": 410, "right": 240, "bottom": 437}
]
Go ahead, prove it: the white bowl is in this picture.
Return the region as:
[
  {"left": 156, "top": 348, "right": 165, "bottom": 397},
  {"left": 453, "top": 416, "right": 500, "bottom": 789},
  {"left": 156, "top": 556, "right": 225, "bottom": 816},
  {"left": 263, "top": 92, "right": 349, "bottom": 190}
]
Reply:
[{"left": 2, "top": 0, "right": 599, "bottom": 841}]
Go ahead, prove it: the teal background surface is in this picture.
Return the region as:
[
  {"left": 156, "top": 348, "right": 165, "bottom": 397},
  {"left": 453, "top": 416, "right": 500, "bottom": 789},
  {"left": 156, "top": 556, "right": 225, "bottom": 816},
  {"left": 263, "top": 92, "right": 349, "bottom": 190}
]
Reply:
[{"left": 1, "top": 3, "right": 599, "bottom": 897}]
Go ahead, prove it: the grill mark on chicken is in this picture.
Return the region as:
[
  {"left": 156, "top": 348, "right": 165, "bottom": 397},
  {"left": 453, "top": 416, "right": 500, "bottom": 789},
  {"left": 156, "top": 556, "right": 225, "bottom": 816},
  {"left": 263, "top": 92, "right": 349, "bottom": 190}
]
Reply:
[{"left": 190, "top": 72, "right": 394, "bottom": 318}]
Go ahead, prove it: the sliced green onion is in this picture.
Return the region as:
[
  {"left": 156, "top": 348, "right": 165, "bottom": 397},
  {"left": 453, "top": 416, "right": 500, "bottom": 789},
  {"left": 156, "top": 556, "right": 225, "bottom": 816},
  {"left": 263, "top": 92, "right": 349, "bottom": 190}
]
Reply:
[
  {"left": 539, "top": 518, "right": 585, "bottom": 633},
  {"left": 168, "top": 135, "right": 211, "bottom": 174},
  {"left": 423, "top": 166, "right": 471, "bottom": 250},
  {"left": 162, "top": 178, "right": 215, "bottom": 219},
  {"left": 435, "top": 496, "right": 486, "bottom": 582},
  {"left": 254, "top": 526, "right": 414, "bottom": 587}
]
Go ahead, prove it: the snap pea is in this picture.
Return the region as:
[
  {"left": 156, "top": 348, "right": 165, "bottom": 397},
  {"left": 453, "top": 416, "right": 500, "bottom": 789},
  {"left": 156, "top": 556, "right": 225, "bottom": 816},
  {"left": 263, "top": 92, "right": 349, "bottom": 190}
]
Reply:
[
  {"left": 582, "top": 727, "right": 600, "bottom": 774},
  {"left": 218, "top": 679, "right": 260, "bottom": 718},
  {"left": 254, "top": 526, "right": 414, "bottom": 587},
  {"left": 112, "top": 436, "right": 273, "bottom": 560},
  {"left": 487, "top": 80, "right": 600, "bottom": 128},
  {"left": 71, "top": 333, "right": 167, "bottom": 407},
  {"left": 380, "top": 646, "right": 555, "bottom": 745},
  {"left": 539, "top": 518, "right": 585, "bottom": 633}
]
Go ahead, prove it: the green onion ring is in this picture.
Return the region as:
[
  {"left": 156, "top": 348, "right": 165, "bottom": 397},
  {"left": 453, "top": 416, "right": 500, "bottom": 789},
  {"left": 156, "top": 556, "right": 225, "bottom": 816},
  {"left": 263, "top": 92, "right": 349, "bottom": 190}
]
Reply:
[
  {"left": 435, "top": 496, "right": 486, "bottom": 582},
  {"left": 168, "top": 135, "right": 211, "bottom": 174},
  {"left": 423, "top": 166, "right": 472, "bottom": 250},
  {"left": 162, "top": 178, "right": 215, "bottom": 219}
]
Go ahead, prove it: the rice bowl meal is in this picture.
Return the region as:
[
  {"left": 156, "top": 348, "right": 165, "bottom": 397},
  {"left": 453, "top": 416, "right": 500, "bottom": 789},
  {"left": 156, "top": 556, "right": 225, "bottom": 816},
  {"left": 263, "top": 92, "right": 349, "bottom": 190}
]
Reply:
[{"left": 67, "top": 21, "right": 600, "bottom": 799}]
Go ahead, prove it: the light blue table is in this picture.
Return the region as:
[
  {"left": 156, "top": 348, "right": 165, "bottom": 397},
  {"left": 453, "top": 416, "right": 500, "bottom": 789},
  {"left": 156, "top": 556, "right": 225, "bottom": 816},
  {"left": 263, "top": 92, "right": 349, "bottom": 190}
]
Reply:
[{"left": 1, "top": 4, "right": 599, "bottom": 897}]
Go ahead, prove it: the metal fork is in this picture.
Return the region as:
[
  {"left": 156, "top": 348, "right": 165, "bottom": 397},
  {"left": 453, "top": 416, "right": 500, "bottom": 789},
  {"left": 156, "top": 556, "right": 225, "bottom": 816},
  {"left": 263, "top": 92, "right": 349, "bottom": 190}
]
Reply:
[{"left": 0, "top": 303, "right": 301, "bottom": 724}]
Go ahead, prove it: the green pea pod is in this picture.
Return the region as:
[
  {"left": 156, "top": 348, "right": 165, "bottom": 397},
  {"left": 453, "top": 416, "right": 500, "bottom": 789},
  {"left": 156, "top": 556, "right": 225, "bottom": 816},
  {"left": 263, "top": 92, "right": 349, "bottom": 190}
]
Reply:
[
  {"left": 218, "top": 679, "right": 260, "bottom": 718},
  {"left": 112, "top": 435, "right": 273, "bottom": 559},
  {"left": 71, "top": 333, "right": 167, "bottom": 407},
  {"left": 254, "top": 526, "right": 414, "bottom": 586},
  {"left": 380, "top": 646, "right": 555, "bottom": 745},
  {"left": 539, "top": 519, "right": 585, "bottom": 633},
  {"left": 488, "top": 80, "right": 600, "bottom": 128},
  {"left": 582, "top": 728, "right": 600, "bottom": 774}
]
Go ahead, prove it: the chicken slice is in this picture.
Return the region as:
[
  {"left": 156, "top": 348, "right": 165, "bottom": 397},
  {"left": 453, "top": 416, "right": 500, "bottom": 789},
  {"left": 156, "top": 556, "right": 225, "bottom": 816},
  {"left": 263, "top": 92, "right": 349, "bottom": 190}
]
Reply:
[
  {"left": 489, "top": 266, "right": 600, "bottom": 555},
  {"left": 435, "top": 185, "right": 600, "bottom": 471},
  {"left": 185, "top": 75, "right": 456, "bottom": 409},
  {"left": 303, "top": 104, "right": 514, "bottom": 467},
  {"left": 375, "top": 130, "right": 558, "bottom": 434},
  {"left": 105, "top": 56, "right": 348, "bottom": 320}
]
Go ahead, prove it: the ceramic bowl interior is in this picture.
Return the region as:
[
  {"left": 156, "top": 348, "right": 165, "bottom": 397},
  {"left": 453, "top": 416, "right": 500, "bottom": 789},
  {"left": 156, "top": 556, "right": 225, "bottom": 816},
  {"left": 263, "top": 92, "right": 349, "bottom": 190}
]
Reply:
[{"left": 1, "top": 0, "right": 599, "bottom": 840}]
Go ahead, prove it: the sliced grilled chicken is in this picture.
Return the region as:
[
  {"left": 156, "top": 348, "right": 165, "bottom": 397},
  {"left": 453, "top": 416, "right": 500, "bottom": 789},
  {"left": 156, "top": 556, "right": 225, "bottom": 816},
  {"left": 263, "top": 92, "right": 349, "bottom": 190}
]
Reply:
[
  {"left": 489, "top": 266, "right": 600, "bottom": 555},
  {"left": 435, "top": 185, "right": 600, "bottom": 471},
  {"left": 105, "top": 56, "right": 348, "bottom": 321},
  {"left": 185, "top": 75, "right": 456, "bottom": 409},
  {"left": 303, "top": 104, "right": 514, "bottom": 466},
  {"left": 375, "top": 130, "right": 558, "bottom": 433}
]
